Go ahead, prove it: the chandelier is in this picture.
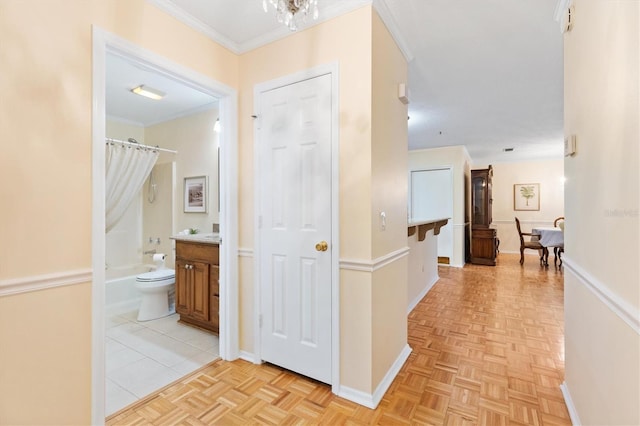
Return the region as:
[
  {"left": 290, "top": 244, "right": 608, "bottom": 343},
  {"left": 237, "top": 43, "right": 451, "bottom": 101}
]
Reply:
[{"left": 262, "top": 0, "right": 319, "bottom": 31}]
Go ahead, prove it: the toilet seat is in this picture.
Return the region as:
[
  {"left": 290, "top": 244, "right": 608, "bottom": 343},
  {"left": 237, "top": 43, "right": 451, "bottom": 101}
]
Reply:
[{"left": 136, "top": 269, "right": 175, "bottom": 283}]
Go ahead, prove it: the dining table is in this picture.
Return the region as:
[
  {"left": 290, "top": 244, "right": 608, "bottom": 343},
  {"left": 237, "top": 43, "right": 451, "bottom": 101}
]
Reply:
[{"left": 532, "top": 226, "right": 564, "bottom": 266}]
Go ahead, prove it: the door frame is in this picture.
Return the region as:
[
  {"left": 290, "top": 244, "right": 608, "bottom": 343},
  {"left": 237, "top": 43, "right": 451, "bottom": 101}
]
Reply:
[
  {"left": 91, "top": 27, "right": 239, "bottom": 423},
  {"left": 252, "top": 63, "right": 340, "bottom": 391}
]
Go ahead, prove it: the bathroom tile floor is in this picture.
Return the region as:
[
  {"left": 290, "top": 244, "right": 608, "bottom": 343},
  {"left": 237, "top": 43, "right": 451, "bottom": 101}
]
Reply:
[{"left": 105, "top": 310, "right": 219, "bottom": 416}]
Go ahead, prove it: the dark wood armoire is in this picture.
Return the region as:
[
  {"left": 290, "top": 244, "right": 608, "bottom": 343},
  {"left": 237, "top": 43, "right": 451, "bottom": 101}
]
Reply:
[{"left": 470, "top": 166, "right": 498, "bottom": 265}]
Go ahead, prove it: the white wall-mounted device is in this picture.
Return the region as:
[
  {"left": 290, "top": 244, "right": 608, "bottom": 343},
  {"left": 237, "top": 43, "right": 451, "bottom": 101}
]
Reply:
[
  {"left": 564, "top": 134, "right": 577, "bottom": 157},
  {"left": 398, "top": 83, "right": 409, "bottom": 105}
]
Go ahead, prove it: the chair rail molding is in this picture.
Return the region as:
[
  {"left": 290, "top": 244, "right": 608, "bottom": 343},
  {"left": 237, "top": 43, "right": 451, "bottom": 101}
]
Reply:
[
  {"left": 340, "top": 247, "right": 410, "bottom": 272},
  {"left": 0, "top": 269, "right": 93, "bottom": 297},
  {"left": 238, "top": 247, "right": 254, "bottom": 258},
  {"left": 564, "top": 256, "right": 640, "bottom": 335}
]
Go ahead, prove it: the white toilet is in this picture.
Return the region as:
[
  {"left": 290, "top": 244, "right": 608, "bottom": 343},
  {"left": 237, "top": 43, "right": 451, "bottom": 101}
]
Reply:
[{"left": 135, "top": 268, "right": 176, "bottom": 321}]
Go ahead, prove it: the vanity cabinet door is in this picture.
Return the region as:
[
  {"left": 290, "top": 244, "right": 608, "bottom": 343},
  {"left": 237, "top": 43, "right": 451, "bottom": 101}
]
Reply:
[
  {"left": 175, "top": 259, "right": 190, "bottom": 315},
  {"left": 190, "top": 261, "right": 210, "bottom": 323}
]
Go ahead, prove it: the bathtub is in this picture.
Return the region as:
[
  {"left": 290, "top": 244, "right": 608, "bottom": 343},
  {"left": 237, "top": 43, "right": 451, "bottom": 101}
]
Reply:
[{"left": 106, "top": 264, "right": 156, "bottom": 315}]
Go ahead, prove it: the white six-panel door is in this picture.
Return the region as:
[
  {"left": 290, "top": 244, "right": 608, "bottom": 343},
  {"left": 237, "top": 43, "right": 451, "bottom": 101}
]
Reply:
[{"left": 257, "top": 74, "right": 333, "bottom": 384}]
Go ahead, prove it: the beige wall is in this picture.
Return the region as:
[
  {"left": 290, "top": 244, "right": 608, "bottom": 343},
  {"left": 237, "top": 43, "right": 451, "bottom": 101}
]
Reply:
[
  {"left": 407, "top": 230, "right": 439, "bottom": 311},
  {"left": 239, "top": 5, "right": 409, "bottom": 395},
  {"left": 146, "top": 108, "right": 220, "bottom": 235},
  {"left": 409, "top": 146, "right": 471, "bottom": 266},
  {"left": 1, "top": 0, "right": 410, "bottom": 419},
  {"left": 563, "top": 0, "right": 639, "bottom": 424},
  {"left": 0, "top": 0, "right": 238, "bottom": 423},
  {"left": 370, "top": 10, "right": 409, "bottom": 390},
  {"left": 239, "top": 5, "right": 375, "bottom": 393},
  {"left": 484, "top": 159, "right": 564, "bottom": 254}
]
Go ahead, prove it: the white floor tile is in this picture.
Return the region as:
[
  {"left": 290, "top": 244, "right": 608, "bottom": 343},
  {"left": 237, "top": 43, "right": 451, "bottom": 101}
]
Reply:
[
  {"left": 106, "top": 347, "right": 146, "bottom": 374},
  {"left": 106, "top": 321, "right": 144, "bottom": 339},
  {"left": 183, "top": 334, "right": 219, "bottom": 353},
  {"left": 105, "top": 311, "right": 220, "bottom": 413},
  {"left": 105, "top": 337, "right": 128, "bottom": 356},
  {"left": 105, "top": 315, "right": 130, "bottom": 329},
  {"left": 170, "top": 351, "right": 219, "bottom": 376},
  {"left": 109, "top": 357, "right": 181, "bottom": 399},
  {"left": 105, "top": 379, "right": 138, "bottom": 416}
]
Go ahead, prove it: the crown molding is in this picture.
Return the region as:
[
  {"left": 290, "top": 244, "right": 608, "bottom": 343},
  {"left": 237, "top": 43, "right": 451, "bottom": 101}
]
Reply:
[
  {"left": 146, "top": 0, "right": 242, "bottom": 54},
  {"left": 147, "top": 0, "right": 413, "bottom": 58},
  {"left": 372, "top": 0, "right": 414, "bottom": 63}
]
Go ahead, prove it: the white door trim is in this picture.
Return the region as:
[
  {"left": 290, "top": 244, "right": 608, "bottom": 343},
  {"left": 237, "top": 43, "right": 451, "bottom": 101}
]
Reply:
[
  {"left": 253, "top": 62, "right": 340, "bottom": 392},
  {"left": 91, "top": 26, "right": 239, "bottom": 424}
]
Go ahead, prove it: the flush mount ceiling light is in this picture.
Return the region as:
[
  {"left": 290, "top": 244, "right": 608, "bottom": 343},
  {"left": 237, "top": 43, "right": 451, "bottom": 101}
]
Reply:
[
  {"left": 262, "top": 0, "right": 319, "bottom": 31},
  {"left": 131, "top": 85, "right": 165, "bottom": 100}
]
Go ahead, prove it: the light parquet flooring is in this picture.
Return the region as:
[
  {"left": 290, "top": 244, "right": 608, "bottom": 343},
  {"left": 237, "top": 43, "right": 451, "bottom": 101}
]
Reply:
[{"left": 107, "top": 254, "right": 570, "bottom": 425}]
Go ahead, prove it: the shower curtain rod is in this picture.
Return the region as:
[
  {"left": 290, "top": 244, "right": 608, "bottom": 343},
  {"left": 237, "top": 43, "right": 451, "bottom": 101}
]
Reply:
[{"left": 105, "top": 137, "right": 178, "bottom": 154}]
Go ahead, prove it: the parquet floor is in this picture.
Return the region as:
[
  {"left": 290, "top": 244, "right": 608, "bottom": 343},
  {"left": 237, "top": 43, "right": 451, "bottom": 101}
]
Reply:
[{"left": 107, "top": 254, "right": 570, "bottom": 425}]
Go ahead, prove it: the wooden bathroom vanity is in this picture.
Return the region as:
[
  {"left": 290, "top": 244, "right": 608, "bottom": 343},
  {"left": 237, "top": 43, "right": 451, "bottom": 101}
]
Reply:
[{"left": 173, "top": 235, "right": 220, "bottom": 334}]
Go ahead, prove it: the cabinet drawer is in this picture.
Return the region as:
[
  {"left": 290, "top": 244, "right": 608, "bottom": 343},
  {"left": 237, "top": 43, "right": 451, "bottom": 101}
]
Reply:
[{"left": 176, "top": 241, "right": 219, "bottom": 264}]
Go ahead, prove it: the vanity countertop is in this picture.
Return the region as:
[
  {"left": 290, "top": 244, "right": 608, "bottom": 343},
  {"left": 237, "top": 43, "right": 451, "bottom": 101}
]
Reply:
[{"left": 170, "top": 232, "right": 220, "bottom": 245}]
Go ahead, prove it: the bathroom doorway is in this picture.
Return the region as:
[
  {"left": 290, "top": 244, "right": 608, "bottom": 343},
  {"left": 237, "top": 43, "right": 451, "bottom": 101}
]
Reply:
[{"left": 92, "top": 28, "right": 239, "bottom": 423}]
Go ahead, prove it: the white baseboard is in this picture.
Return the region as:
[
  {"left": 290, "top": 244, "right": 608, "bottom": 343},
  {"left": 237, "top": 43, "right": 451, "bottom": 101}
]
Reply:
[
  {"left": 408, "top": 275, "right": 439, "bottom": 314},
  {"left": 560, "top": 382, "right": 581, "bottom": 426},
  {"left": 239, "top": 350, "right": 260, "bottom": 364},
  {"left": 337, "top": 344, "right": 412, "bottom": 409}
]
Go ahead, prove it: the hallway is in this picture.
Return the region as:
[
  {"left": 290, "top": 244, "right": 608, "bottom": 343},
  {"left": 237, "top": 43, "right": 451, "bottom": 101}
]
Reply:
[{"left": 107, "top": 254, "right": 570, "bottom": 425}]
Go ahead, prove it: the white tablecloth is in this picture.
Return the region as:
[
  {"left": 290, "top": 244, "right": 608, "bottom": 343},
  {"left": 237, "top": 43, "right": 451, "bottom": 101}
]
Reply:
[{"left": 532, "top": 227, "right": 564, "bottom": 248}]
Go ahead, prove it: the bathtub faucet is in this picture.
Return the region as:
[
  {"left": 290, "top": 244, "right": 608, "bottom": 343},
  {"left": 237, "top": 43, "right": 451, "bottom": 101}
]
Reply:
[{"left": 143, "top": 249, "right": 157, "bottom": 256}]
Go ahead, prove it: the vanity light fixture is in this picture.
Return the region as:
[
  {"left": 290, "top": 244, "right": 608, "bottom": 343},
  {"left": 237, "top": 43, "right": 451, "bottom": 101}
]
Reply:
[{"left": 131, "top": 85, "right": 165, "bottom": 100}]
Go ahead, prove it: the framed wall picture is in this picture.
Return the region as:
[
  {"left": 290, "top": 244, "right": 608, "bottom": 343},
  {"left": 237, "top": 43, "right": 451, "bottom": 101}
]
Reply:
[
  {"left": 184, "top": 176, "right": 207, "bottom": 213},
  {"left": 514, "top": 183, "right": 540, "bottom": 211}
]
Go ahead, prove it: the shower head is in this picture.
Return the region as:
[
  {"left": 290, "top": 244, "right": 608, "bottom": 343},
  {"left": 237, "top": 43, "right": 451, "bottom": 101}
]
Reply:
[{"left": 127, "top": 138, "right": 138, "bottom": 144}]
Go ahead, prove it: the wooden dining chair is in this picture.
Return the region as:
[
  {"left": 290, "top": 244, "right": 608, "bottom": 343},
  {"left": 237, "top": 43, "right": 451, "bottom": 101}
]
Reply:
[
  {"left": 515, "top": 217, "right": 545, "bottom": 265},
  {"left": 553, "top": 216, "right": 565, "bottom": 267}
]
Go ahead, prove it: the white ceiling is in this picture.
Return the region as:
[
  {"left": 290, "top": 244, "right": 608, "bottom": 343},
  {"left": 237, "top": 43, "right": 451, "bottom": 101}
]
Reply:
[
  {"left": 108, "top": 0, "right": 563, "bottom": 162},
  {"left": 106, "top": 53, "right": 218, "bottom": 127}
]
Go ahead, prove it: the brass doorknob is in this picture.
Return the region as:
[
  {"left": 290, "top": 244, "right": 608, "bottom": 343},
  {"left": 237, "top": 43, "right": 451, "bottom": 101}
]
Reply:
[{"left": 315, "top": 241, "right": 328, "bottom": 252}]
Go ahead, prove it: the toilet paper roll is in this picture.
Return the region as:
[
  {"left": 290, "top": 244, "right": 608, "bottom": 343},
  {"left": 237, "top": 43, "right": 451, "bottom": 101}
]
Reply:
[{"left": 153, "top": 253, "right": 167, "bottom": 270}]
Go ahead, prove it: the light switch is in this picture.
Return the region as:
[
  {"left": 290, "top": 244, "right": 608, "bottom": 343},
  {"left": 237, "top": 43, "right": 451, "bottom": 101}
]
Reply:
[{"left": 380, "top": 211, "right": 386, "bottom": 231}]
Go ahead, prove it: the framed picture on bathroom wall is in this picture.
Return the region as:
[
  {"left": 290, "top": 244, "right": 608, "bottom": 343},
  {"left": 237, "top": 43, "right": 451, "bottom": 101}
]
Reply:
[{"left": 184, "top": 176, "right": 207, "bottom": 213}]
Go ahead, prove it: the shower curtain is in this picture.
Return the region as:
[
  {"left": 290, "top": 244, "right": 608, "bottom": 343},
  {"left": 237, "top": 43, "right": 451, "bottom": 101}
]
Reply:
[{"left": 105, "top": 142, "right": 159, "bottom": 232}]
